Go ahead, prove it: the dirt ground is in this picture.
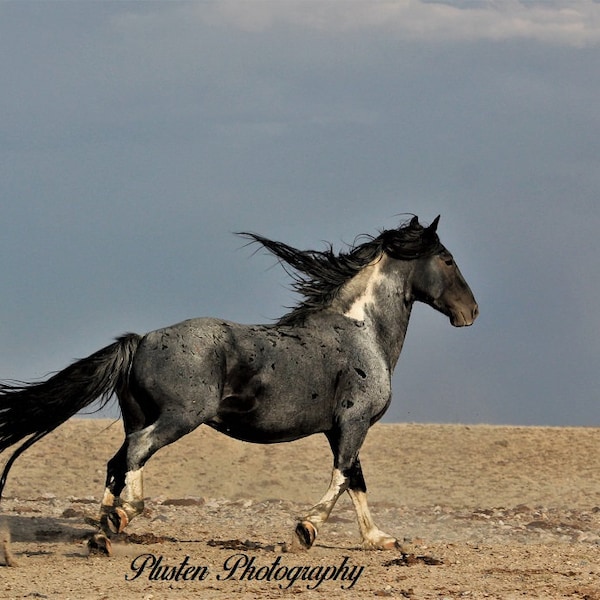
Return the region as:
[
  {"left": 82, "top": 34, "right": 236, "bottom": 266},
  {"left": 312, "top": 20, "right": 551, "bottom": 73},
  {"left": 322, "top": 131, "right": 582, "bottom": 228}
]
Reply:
[{"left": 2, "top": 419, "right": 600, "bottom": 599}]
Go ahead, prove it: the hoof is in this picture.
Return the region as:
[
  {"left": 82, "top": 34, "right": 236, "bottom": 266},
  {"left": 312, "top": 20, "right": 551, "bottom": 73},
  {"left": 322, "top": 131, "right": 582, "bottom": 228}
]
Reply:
[
  {"left": 294, "top": 521, "right": 317, "bottom": 550},
  {"left": 381, "top": 538, "right": 402, "bottom": 551},
  {"left": 106, "top": 507, "right": 129, "bottom": 535},
  {"left": 363, "top": 536, "right": 402, "bottom": 551},
  {"left": 88, "top": 533, "right": 113, "bottom": 557}
]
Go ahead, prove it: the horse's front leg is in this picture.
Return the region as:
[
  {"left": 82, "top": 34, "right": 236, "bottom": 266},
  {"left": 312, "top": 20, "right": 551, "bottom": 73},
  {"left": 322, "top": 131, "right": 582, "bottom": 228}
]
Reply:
[
  {"left": 293, "top": 425, "right": 365, "bottom": 550},
  {"left": 345, "top": 457, "right": 400, "bottom": 550},
  {"left": 293, "top": 428, "right": 401, "bottom": 551},
  {"left": 294, "top": 467, "right": 348, "bottom": 549}
]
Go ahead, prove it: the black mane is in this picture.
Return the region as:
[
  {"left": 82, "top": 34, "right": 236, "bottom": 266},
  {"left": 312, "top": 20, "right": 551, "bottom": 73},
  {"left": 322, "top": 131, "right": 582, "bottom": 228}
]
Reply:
[{"left": 240, "top": 216, "right": 442, "bottom": 325}]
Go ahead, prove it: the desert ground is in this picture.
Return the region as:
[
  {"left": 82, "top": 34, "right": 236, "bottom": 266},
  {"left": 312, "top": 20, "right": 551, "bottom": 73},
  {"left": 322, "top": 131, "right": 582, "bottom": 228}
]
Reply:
[{"left": 1, "top": 419, "right": 600, "bottom": 599}]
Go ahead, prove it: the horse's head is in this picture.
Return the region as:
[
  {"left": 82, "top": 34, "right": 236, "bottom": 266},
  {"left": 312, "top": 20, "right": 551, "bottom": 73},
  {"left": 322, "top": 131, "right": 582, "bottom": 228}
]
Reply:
[{"left": 408, "top": 216, "right": 479, "bottom": 327}]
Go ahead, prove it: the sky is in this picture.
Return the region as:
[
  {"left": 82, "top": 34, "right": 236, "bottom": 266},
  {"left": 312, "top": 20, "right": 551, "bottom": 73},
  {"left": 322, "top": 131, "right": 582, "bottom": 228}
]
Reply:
[{"left": 1, "top": 1, "right": 599, "bottom": 426}]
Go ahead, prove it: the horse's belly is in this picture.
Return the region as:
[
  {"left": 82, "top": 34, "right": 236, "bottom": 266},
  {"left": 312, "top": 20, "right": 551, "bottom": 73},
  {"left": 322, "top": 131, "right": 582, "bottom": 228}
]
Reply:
[
  {"left": 206, "top": 419, "right": 319, "bottom": 444},
  {"left": 207, "top": 393, "right": 333, "bottom": 444}
]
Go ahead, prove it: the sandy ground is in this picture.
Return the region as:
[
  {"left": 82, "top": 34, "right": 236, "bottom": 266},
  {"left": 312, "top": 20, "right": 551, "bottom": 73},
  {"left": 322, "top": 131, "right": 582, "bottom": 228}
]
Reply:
[{"left": 2, "top": 419, "right": 600, "bottom": 599}]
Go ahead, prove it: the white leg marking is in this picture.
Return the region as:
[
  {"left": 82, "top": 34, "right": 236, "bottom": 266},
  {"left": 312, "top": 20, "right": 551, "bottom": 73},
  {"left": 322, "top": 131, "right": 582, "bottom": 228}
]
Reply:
[
  {"left": 303, "top": 468, "right": 347, "bottom": 528},
  {"left": 121, "top": 468, "right": 144, "bottom": 505},
  {"left": 348, "top": 489, "right": 397, "bottom": 549},
  {"left": 101, "top": 487, "right": 115, "bottom": 508}
]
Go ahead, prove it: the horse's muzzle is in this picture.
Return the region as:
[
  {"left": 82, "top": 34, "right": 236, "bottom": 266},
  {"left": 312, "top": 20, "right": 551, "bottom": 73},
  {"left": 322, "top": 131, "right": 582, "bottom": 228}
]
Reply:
[{"left": 450, "top": 303, "right": 479, "bottom": 327}]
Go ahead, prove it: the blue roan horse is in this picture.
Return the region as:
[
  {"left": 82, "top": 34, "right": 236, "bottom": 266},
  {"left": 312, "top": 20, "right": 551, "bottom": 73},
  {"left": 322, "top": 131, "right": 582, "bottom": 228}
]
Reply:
[{"left": 0, "top": 216, "right": 478, "bottom": 554}]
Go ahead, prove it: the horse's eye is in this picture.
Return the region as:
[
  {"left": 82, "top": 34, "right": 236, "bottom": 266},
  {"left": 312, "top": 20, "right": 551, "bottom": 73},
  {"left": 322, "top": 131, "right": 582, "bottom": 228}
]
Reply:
[{"left": 444, "top": 258, "right": 454, "bottom": 266}]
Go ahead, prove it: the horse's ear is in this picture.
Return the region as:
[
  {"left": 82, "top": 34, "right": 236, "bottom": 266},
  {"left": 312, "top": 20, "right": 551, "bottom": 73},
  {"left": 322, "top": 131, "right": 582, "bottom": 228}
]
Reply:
[
  {"left": 427, "top": 215, "right": 440, "bottom": 233},
  {"left": 409, "top": 216, "right": 419, "bottom": 228}
]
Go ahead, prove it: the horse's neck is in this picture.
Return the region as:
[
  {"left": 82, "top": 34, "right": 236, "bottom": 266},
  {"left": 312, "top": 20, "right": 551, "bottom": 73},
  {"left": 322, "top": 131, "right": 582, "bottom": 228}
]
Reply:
[{"left": 334, "top": 256, "right": 413, "bottom": 370}]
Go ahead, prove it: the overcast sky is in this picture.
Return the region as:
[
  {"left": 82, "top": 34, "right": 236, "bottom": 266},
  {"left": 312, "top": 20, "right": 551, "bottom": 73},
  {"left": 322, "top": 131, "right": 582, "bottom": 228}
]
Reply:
[{"left": 1, "top": 1, "right": 599, "bottom": 426}]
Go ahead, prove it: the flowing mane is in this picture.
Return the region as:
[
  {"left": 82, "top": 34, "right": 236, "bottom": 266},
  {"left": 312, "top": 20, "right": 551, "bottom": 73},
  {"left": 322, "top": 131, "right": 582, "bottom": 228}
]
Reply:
[{"left": 240, "top": 216, "right": 443, "bottom": 325}]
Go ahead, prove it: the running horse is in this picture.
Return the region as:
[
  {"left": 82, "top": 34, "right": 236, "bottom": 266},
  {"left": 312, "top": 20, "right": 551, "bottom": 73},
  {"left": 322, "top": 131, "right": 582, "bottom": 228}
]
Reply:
[{"left": 0, "top": 216, "right": 478, "bottom": 555}]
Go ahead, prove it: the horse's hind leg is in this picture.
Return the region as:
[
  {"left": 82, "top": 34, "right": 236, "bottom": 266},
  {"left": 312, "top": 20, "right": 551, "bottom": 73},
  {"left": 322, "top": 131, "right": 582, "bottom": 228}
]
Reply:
[
  {"left": 99, "top": 443, "right": 127, "bottom": 525},
  {"left": 99, "top": 439, "right": 146, "bottom": 536},
  {"left": 89, "top": 441, "right": 136, "bottom": 555},
  {"left": 89, "top": 436, "right": 147, "bottom": 555},
  {"left": 102, "top": 421, "right": 186, "bottom": 532},
  {"left": 90, "top": 417, "right": 197, "bottom": 554}
]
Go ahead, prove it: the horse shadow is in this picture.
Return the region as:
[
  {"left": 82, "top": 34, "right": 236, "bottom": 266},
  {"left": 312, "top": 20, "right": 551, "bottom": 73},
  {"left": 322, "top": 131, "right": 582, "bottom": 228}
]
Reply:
[
  {"left": 1, "top": 513, "right": 94, "bottom": 544},
  {"left": 1, "top": 512, "right": 361, "bottom": 561}
]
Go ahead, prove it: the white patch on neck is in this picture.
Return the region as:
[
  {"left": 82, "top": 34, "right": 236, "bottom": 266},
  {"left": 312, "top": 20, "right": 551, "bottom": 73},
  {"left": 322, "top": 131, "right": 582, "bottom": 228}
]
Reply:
[{"left": 342, "top": 259, "right": 386, "bottom": 321}]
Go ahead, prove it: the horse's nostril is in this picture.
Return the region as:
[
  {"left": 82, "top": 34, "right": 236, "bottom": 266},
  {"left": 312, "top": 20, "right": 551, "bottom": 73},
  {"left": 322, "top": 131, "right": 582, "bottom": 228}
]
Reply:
[{"left": 472, "top": 304, "right": 480, "bottom": 319}]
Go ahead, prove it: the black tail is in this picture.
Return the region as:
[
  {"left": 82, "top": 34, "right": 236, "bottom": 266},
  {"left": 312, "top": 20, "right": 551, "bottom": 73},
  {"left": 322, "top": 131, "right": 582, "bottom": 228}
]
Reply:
[{"left": 0, "top": 333, "right": 142, "bottom": 498}]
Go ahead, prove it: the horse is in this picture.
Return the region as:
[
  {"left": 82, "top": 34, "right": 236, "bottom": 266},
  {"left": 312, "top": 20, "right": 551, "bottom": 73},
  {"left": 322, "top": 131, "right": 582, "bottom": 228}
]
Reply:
[{"left": 0, "top": 215, "right": 478, "bottom": 555}]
